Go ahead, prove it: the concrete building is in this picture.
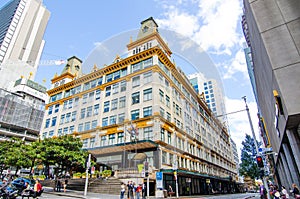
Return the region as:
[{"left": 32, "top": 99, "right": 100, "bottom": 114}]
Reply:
[
  {"left": 242, "top": 0, "right": 300, "bottom": 188},
  {"left": 0, "top": 76, "right": 47, "bottom": 142},
  {"left": 0, "top": 0, "right": 50, "bottom": 90},
  {"left": 41, "top": 17, "right": 240, "bottom": 196}
]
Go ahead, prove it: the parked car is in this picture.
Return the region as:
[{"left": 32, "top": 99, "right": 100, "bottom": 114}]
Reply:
[{"left": 11, "top": 177, "right": 35, "bottom": 193}]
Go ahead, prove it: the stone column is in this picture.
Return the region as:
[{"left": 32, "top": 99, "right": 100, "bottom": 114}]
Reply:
[
  {"left": 282, "top": 142, "right": 299, "bottom": 186},
  {"left": 286, "top": 129, "right": 300, "bottom": 185}
]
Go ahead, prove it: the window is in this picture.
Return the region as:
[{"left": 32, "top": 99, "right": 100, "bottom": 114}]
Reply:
[
  {"left": 143, "top": 106, "right": 152, "bottom": 117},
  {"left": 166, "top": 95, "right": 170, "bottom": 107},
  {"left": 78, "top": 123, "right": 83, "bottom": 132},
  {"left": 131, "top": 109, "right": 139, "bottom": 120},
  {"left": 101, "top": 136, "right": 107, "bottom": 146},
  {"left": 132, "top": 62, "right": 142, "bottom": 72},
  {"left": 63, "top": 127, "right": 68, "bottom": 135},
  {"left": 63, "top": 101, "right": 68, "bottom": 109},
  {"left": 143, "top": 71, "right": 152, "bottom": 84},
  {"left": 119, "top": 97, "right": 126, "bottom": 108},
  {"left": 82, "top": 94, "right": 88, "bottom": 104},
  {"left": 51, "top": 117, "right": 57, "bottom": 126},
  {"left": 88, "top": 92, "right": 94, "bottom": 102},
  {"left": 118, "top": 113, "right": 125, "bottom": 123},
  {"left": 94, "top": 104, "right": 99, "bottom": 115},
  {"left": 118, "top": 132, "right": 124, "bottom": 143},
  {"left": 110, "top": 115, "right": 117, "bottom": 125},
  {"left": 102, "top": 117, "right": 108, "bottom": 127},
  {"left": 143, "top": 57, "right": 153, "bottom": 68},
  {"left": 105, "top": 86, "right": 111, "bottom": 97},
  {"left": 54, "top": 104, "right": 60, "bottom": 113},
  {"left": 111, "top": 99, "right": 118, "bottom": 110},
  {"left": 74, "top": 97, "right": 79, "bottom": 107},
  {"left": 95, "top": 89, "right": 101, "bottom": 100},
  {"left": 132, "top": 92, "right": 140, "bottom": 104},
  {"left": 132, "top": 76, "right": 140, "bottom": 87},
  {"left": 80, "top": 108, "right": 86, "bottom": 119},
  {"left": 68, "top": 99, "right": 73, "bottom": 109},
  {"left": 90, "top": 137, "right": 95, "bottom": 148},
  {"left": 109, "top": 134, "right": 115, "bottom": 145},
  {"left": 58, "top": 128, "right": 62, "bottom": 136},
  {"left": 49, "top": 130, "right": 54, "bottom": 137},
  {"left": 86, "top": 106, "right": 92, "bottom": 117},
  {"left": 84, "top": 122, "right": 91, "bottom": 131},
  {"left": 48, "top": 106, "right": 53, "bottom": 115},
  {"left": 92, "top": 120, "right": 97, "bottom": 129},
  {"left": 69, "top": 125, "right": 75, "bottom": 134},
  {"left": 143, "top": 88, "right": 152, "bottom": 101},
  {"left": 159, "top": 89, "right": 164, "bottom": 103},
  {"left": 60, "top": 114, "right": 65, "bottom": 124},
  {"left": 104, "top": 101, "right": 110, "bottom": 112},
  {"left": 45, "top": 119, "right": 50, "bottom": 128},
  {"left": 168, "top": 132, "right": 171, "bottom": 144},
  {"left": 65, "top": 113, "right": 71, "bottom": 123},
  {"left": 143, "top": 127, "right": 152, "bottom": 140},
  {"left": 112, "top": 83, "right": 119, "bottom": 94},
  {"left": 162, "top": 151, "right": 167, "bottom": 164},
  {"left": 167, "top": 112, "right": 171, "bottom": 121},
  {"left": 71, "top": 111, "right": 77, "bottom": 121},
  {"left": 106, "top": 73, "right": 113, "bottom": 83},
  {"left": 160, "top": 128, "right": 165, "bottom": 141},
  {"left": 160, "top": 107, "right": 165, "bottom": 118},
  {"left": 120, "top": 80, "right": 126, "bottom": 92},
  {"left": 83, "top": 139, "right": 88, "bottom": 148}
]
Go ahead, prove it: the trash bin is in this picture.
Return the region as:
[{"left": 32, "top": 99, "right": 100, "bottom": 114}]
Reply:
[{"left": 163, "top": 189, "right": 168, "bottom": 198}]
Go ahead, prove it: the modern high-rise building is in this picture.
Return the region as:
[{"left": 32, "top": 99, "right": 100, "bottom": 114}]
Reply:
[
  {"left": 188, "top": 73, "right": 227, "bottom": 122},
  {"left": 242, "top": 0, "right": 300, "bottom": 189},
  {"left": 41, "top": 17, "right": 239, "bottom": 196},
  {"left": 0, "top": 0, "right": 50, "bottom": 90}
]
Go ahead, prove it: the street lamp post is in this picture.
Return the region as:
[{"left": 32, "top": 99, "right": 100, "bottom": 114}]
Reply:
[{"left": 242, "top": 96, "right": 271, "bottom": 199}]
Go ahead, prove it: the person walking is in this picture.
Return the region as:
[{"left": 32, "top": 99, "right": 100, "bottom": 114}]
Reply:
[
  {"left": 281, "top": 186, "right": 289, "bottom": 199},
  {"left": 135, "top": 184, "right": 142, "bottom": 199},
  {"left": 291, "top": 183, "right": 300, "bottom": 199}
]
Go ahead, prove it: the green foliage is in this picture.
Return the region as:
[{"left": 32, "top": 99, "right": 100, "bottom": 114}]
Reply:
[
  {"left": 239, "top": 134, "right": 262, "bottom": 180},
  {"left": 101, "top": 170, "right": 112, "bottom": 177},
  {"left": 1, "top": 135, "right": 88, "bottom": 176}
]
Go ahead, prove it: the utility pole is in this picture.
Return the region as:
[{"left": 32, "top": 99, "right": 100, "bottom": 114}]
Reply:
[
  {"left": 84, "top": 153, "right": 91, "bottom": 196},
  {"left": 242, "top": 96, "right": 271, "bottom": 199}
]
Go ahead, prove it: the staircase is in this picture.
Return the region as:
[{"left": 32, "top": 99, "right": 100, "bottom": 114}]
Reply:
[{"left": 41, "top": 178, "right": 122, "bottom": 195}]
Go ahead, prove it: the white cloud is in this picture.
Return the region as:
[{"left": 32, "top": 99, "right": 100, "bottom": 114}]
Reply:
[
  {"left": 222, "top": 49, "right": 248, "bottom": 79},
  {"left": 225, "top": 97, "right": 260, "bottom": 159}
]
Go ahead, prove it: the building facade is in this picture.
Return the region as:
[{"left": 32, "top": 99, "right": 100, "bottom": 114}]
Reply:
[
  {"left": 0, "top": 76, "right": 47, "bottom": 142},
  {"left": 242, "top": 0, "right": 300, "bottom": 188},
  {"left": 42, "top": 17, "right": 238, "bottom": 195},
  {"left": 0, "top": 0, "right": 50, "bottom": 90}
]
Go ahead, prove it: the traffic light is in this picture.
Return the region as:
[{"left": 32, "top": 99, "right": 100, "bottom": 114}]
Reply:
[
  {"left": 256, "top": 156, "right": 264, "bottom": 168},
  {"left": 145, "top": 172, "right": 149, "bottom": 177}
]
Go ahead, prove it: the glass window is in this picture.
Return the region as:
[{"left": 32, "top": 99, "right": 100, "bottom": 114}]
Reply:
[
  {"left": 132, "top": 92, "right": 140, "bottom": 104},
  {"left": 63, "top": 127, "right": 68, "bottom": 135},
  {"left": 105, "top": 86, "right": 111, "bottom": 97},
  {"left": 78, "top": 123, "right": 83, "bottom": 132},
  {"left": 106, "top": 73, "right": 113, "bottom": 83},
  {"left": 168, "top": 132, "right": 171, "bottom": 144},
  {"left": 119, "top": 96, "right": 126, "bottom": 108},
  {"left": 143, "top": 71, "right": 152, "bottom": 84},
  {"left": 102, "top": 117, "right": 108, "bottom": 127},
  {"left": 74, "top": 97, "right": 79, "bottom": 107},
  {"left": 95, "top": 89, "right": 101, "bottom": 100},
  {"left": 104, "top": 101, "right": 110, "bottom": 112},
  {"left": 143, "top": 88, "right": 152, "bottom": 101},
  {"left": 160, "top": 107, "right": 165, "bottom": 118},
  {"left": 132, "top": 76, "right": 140, "bottom": 87},
  {"left": 112, "top": 83, "right": 119, "bottom": 94},
  {"left": 51, "top": 117, "right": 57, "bottom": 126},
  {"left": 58, "top": 128, "right": 62, "bottom": 136},
  {"left": 69, "top": 125, "right": 75, "bottom": 134},
  {"left": 118, "top": 113, "right": 125, "bottom": 123},
  {"left": 65, "top": 112, "right": 71, "bottom": 123},
  {"left": 101, "top": 135, "right": 107, "bottom": 146},
  {"left": 132, "top": 62, "right": 142, "bottom": 72},
  {"left": 111, "top": 99, "right": 118, "bottom": 110},
  {"left": 120, "top": 80, "right": 126, "bottom": 92},
  {"left": 159, "top": 89, "right": 164, "bottom": 103},
  {"left": 167, "top": 112, "right": 171, "bottom": 122},
  {"left": 49, "top": 130, "right": 54, "bottom": 137},
  {"left": 88, "top": 92, "right": 94, "bottom": 102},
  {"left": 94, "top": 104, "right": 99, "bottom": 115},
  {"left": 92, "top": 120, "right": 97, "bottom": 129},
  {"left": 80, "top": 108, "right": 86, "bottom": 119},
  {"left": 82, "top": 94, "right": 88, "bottom": 104},
  {"left": 166, "top": 95, "right": 170, "bottom": 107},
  {"left": 109, "top": 134, "right": 115, "bottom": 145},
  {"left": 86, "top": 106, "right": 92, "bottom": 117},
  {"left": 143, "top": 106, "right": 152, "bottom": 117},
  {"left": 54, "top": 104, "right": 60, "bottom": 113},
  {"left": 131, "top": 109, "right": 139, "bottom": 120},
  {"left": 60, "top": 114, "right": 65, "bottom": 124},
  {"left": 68, "top": 99, "right": 73, "bottom": 109},
  {"left": 161, "top": 128, "right": 165, "bottom": 141},
  {"left": 71, "top": 111, "right": 77, "bottom": 121},
  {"left": 90, "top": 137, "right": 95, "bottom": 148},
  {"left": 84, "top": 122, "right": 91, "bottom": 131},
  {"left": 118, "top": 132, "right": 124, "bottom": 143},
  {"left": 45, "top": 118, "right": 50, "bottom": 128},
  {"left": 83, "top": 139, "right": 88, "bottom": 148},
  {"left": 48, "top": 106, "right": 53, "bottom": 115},
  {"left": 110, "top": 115, "right": 117, "bottom": 125},
  {"left": 143, "top": 127, "right": 152, "bottom": 140}
]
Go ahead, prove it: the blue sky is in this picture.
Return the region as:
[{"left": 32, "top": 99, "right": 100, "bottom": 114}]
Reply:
[{"left": 0, "top": 0, "right": 260, "bottom": 158}]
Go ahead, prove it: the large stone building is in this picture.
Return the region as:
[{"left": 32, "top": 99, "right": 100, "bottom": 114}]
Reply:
[
  {"left": 0, "top": 0, "right": 50, "bottom": 90},
  {"left": 41, "top": 17, "right": 238, "bottom": 196},
  {"left": 242, "top": 0, "right": 300, "bottom": 188}
]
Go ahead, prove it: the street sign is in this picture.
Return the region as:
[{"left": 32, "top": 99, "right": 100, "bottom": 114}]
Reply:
[{"left": 259, "top": 147, "right": 273, "bottom": 153}]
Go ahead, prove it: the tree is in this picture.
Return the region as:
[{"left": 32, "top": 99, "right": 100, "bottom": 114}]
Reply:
[
  {"left": 39, "top": 135, "right": 88, "bottom": 177},
  {"left": 0, "top": 141, "right": 10, "bottom": 174},
  {"left": 239, "top": 134, "right": 262, "bottom": 181}
]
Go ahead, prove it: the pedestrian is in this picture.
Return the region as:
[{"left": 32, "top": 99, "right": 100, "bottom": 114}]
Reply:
[
  {"left": 291, "top": 183, "right": 300, "bottom": 199},
  {"left": 168, "top": 185, "right": 174, "bottom": 197},
  {"left": 120, "top": 182, "right": 126, "bottom": 199},
  {"left": 281, "top": 186, "right": 289, "bottom": 199},
  {"left": 142, "top": 183, "right": 146, "bottom": 199},
  {"left": 127, "top": 181, "right": 131, "bottom": 199},
  {"left": 56, "top": 178, "right": 61, "bottom": 192},
  {"left": 135, "top": 184, "right": 142, "bottom": 199},
  {"left": 33, "top": 179, "right": 43, "bottom": 198},
  {"left": 63, "top": 178, "right": 68, "bottom": 192},
  {"left": 259, "top": 184, "right": 267, "bottom": 199}
]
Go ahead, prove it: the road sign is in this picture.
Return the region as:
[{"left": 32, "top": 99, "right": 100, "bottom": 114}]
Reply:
[{"left": 259, "top": 147, "right": 273, "bottom": 153}]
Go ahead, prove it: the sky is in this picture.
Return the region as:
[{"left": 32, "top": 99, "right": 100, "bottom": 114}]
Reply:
[{"left": 0, "top": 0, "right": 260, "bottom": 159}]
